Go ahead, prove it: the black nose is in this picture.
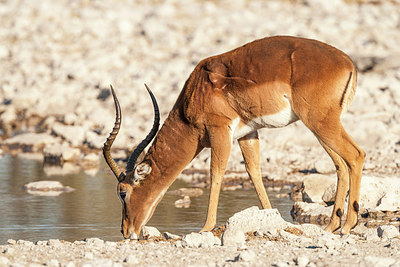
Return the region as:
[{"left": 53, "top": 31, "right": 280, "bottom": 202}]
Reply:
[{"left": 121, "top": 229, "right": 124, "bottom": 235}]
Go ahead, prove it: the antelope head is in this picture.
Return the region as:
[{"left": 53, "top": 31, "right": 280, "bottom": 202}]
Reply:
[{"left": 103, "top": 84, "right": 160, "bottom": 240}]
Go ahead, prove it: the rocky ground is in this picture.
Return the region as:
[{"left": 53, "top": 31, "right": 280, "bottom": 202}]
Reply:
[
  {"left": 1, "top": 208, "right": 400, "bottom": 266},
  {"left": 1, "top": 0, "right": 400, "bottom": 265}
]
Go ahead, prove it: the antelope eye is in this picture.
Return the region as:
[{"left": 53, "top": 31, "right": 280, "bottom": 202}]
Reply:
[{"left": 119, "top": 191, "right": 127, "bottom": 200}]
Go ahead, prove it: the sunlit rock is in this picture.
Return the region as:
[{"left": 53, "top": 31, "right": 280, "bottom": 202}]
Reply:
[
  {"left": 174, "top": 195, "right": 191, "bottom": 208},
  {"left": 182, "top": 231, "right": 218, "bottom": 248},
  {"left": 43, "top": 143, "right": 81, "bottom": 164},
  {"left": 23, "top": 181, "right": 74, "bottom": 196},
  {"left": 301, "top": 174, "right": 336, "bottom": 203},
  {"left": 52, "top": 123, "right": 86, "bottom": 147},
  {"left": 222, "top": 207, "right": 289, "bottom": 247},
  {"left": 3, "top": 133, "right": 60, "bottom": 151},
  {"left": 142, "top": 226, "right": 162, "bottom": 239}
]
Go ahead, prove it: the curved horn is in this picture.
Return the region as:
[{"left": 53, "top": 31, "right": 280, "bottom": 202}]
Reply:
[
  {"left": 126, "top": 84, "right": 160, "bottom": 174},
  {"left": 103, "top": 85, "right": 125, "bottom": 182}
]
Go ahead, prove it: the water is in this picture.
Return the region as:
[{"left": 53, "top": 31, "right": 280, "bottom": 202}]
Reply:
[{"left": 0, "top": 154, "right": 293, "bottom": 244}]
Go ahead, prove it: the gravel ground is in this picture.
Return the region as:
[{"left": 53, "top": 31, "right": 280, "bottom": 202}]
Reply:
[
  {"left": 1, "top": 235, "right": 400, "bottom": 266},
  {"left": 1, "top": 0, "right": 400, "bottom": 265}
]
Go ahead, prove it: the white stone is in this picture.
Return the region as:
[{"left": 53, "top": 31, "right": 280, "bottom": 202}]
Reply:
[
  {"left": 142, "top": 226, "right": 162, "bottom": 239},
  {"left": 24, "top": 181, "right": 74, "bottom": 194},
  {"left": 163, "top": 232, "right": 181, "bottom": 240},
  {"left": 237, "top": 250, "right": 256, "bottom": 262},
  {"left": 3, "top": 133, "right": 59, "bottom": 148},
  {"left": 174, "top": 195, "right": 191, "bottom": 208},
  {"left": 364, "top": 228, "right": 380, "bottom": 242},
  {"left": 43, "top": 143, "right": 81, "bottom": 162},
  {"left": 364, "top": 256, "right": 396, "bottom": 267},
  {"left": 0, "top": 256, "right": 10, "bottom": 266},
  {"left": 377, "top": 225, "right": 399, "bottom": 239},
  {"left": 52, "top": 123, "right": 86, "bottom": 147},
  {"left": 47, "top": 239, "right": 62, "bottom": 247},
  {"left": 314, "top": 159, "right": 335, "bottom": 174},
  {"left": 292, "top": 202, "right": 333, "bottom": 218},
  {"left": 182, "top": 231, "right": 217, "bottom": 248},
  {"left": 322, "top": 183, "right": 336, "bottom": 204},
  {"left": 301, "top": 174, "right": 336, "bottom": 203},
  {"left": 47, "top": 259, "right": 59, "bottom": 267},
  {"left": 222, "top": 207, "right": 290, "bottom": 246},
  {"left": 360, "top": 176, "right": 400, "bottom": 212},
  {"left": 85, "top": 237, "right": 104, "bottom": 247},
  {"left": 64, "top": 113, "right": 79, "bottom": 125},
  {"left": 295, "top": 256, "right": 309, "bottom": 267},
  {"left": 84, "top": 252, "right": 94, "bottom": 260}
]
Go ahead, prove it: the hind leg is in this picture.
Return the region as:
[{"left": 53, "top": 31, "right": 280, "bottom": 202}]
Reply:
[
  {"left": 318, "top": 139, "right": 350, "bottom": 233},
  {"left": 312, "top": 123, "right": 365, "bottom": 234}
]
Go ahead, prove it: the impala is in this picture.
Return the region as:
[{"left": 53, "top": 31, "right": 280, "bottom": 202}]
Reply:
[{"left": 103, "top": 36, "right": 365, "bottom": 239}]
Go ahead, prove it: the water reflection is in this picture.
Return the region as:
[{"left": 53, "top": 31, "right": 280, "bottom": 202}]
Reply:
[{"left": 0, "top": 154, "right": 293, "bottom": 244}]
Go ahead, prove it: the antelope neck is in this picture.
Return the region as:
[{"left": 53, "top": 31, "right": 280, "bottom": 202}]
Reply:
[{"left": 145, "top": 109, "right": 201, "bottom": 184}]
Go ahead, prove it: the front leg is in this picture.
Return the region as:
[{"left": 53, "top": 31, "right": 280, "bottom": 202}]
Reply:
[{"left": 201, "top": 125, "right": 232, "bottom": 232}]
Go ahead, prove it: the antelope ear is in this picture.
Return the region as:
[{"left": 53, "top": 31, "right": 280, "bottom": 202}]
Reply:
[
  {"left": 208, "top": 72, "right": 227, "bottom": 90},
  {"left": 132, "top": 163, "right": 152, "bottom": 185}
]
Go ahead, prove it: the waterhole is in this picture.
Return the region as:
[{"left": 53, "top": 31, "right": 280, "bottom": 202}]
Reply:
[{"left": 0, "top": 154, "right": 293, "bottom": 244}]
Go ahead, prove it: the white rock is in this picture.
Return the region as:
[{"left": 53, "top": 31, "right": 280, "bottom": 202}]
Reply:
[
  {"left": 182, "top": 231, "right": 217, "bottom": 248},
  {"left": 85, "top": 131, "right": 107, "bottom": 149},
  {"left": 43, "top": 143, "right": 81, "bottom": 163},
  {"left": 295, "top": 255, "right": 309, "bottom": 267},
  {"left": 63, "top": 113, "right": 79, "bottom": 125},
  {"left": 3, "top": 133, "right": 59, "bottom": 148},
  {"left": 47, "top": 259, "right": 59, "bottom": 267},
  {"left": 222, "top": 207, "right": 289, "bottom": 247},
  {"left": 0, "top": 256, "right": 10, "bottom": 266},
  {"left": 377, "top": 225, "right": 399, "bottom": 239},
  {"left": 24, "top": 181, "right": 74, "bottom": 196},
  {"left": 360, "top": 176, "right": 400, "bottom": 212},
  {"left": 316, "top": 234, "right": 342, "bottom": 250},
  {"left": 47, "top": 239, "right": 62, "bottom": 247},
  {"left": 301, "top": 174, "right": 336, "bottom": 203},
  {"left": 364, "top": 228, "right": 380, "bottom": 242},
  {"left": 163, "top": 232, "right": 181, "bottom": 240},
  {"left": 174, "top": 195, "right": 191, "bottom": 208},
  {"left": 314, "top": 159, "right": 335, "bottom": 174},
  {"left": 52, "top": 123, "right": 86, "bottom": 147},
  {"left": 84, "top": 252, "right": 94, "bottom": 260},
  {"left": 237, "top": 250, "right": 256, "bottom": 262},
  {"left": 292, "top": 202, "right": 333, "bottom": 218},
  {"left": 142, "top": 226, "right": 162, "bottom": 239},
  {"left": 85, "top": 237, "right": 104, "bottom": 247},
  {"left": 7, "top": 239, "right": 16, "bottom": 245},
  {"left": 299, "top": 224, "right": 326, "bottom": 238},
  {"left": 321, "top": 183, "right": 336, "bottom": 204},
  {"left": 364, "top": 256, "right": 396, "bottom": 267}
]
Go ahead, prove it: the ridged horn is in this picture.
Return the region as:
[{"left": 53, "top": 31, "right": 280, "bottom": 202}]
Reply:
[
  {"left": 125, "top": 84, "right": 160, "bottom": 175},
  {"left": 103, "top": 85, "right": 125, "bottom": 182}
]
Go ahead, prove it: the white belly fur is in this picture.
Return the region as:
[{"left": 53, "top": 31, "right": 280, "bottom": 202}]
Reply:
[{"left": 231, "top": 100, "right": 299, "bottom": 140}]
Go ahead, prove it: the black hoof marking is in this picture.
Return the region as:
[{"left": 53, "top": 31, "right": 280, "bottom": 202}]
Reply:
[
  {"left": 353, "top": 201, "right": 359, "bottom": 213},
  {"left": 336, "top": 208, "right": 343, "bottom": 218}
]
